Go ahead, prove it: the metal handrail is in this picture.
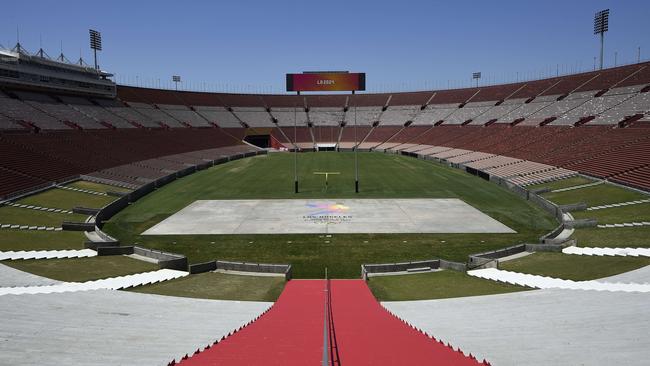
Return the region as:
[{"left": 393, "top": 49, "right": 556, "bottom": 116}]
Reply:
[{"left": 322, "top": 268, "right": 329, "bottom": 366}]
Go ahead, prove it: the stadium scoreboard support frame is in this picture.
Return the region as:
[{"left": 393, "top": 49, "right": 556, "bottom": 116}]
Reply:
[{"left": 286, "top": 71, "right": 366, "bottom": 193}]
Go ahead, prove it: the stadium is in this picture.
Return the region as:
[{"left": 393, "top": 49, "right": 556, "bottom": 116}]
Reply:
[{"left": 1, "top": 2, "right": 649, "bottom": 365}]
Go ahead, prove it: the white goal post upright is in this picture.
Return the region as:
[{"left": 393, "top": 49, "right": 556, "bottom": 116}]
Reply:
[
  {"left": 294, "top": 95, "right": 299, "bottom": 193},
  {"left": 314, "top": 172, "right": 340, "bottom": 192},
  {"left": 352, "top": 90, "right": 359, "bottom": 193}
]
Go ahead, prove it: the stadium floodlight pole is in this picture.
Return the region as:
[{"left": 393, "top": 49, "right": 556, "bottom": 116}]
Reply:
[
  {"left": 594, "top": 9, "right": 609, "bottom": 70},
  {"left": 472, "top": 72, "right": 481, "bottom": 88},
  {"left": 89, "top": 29, "right": 102, "bottom": 71},
  {"left": 172, "top": 75, "right": 181, "bottom": 90}
]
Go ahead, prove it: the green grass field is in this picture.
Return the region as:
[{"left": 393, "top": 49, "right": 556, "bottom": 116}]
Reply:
[
  {"left": 572, "top": 203, "right": 650, "bottom": 224},
  {"left": 368, "top": 270, "right": 529, "bottom": 301},
  {"left": 130, "top": 272, "right": 285, "bottom": 301},
  {"left": 65, "top": 180, "right": 131, "bottom": 194},
  {"left": 542, "top": 183, "right": 648, "bottom": 207},
  {"left": 3, "top": 255, "right": 158, "bottom": 282},
  {"left": 17, "top": 188, "right": 115, "bottom": 210},
  {"left": 527, "top": 176, "right": 595, "bottom": 191},
  {"left": 104, "top": 152, "right": 557, "bottom": 278},
  {"left": 0, "top": 230, "right": 86, "bottom": 251},
  {"left": 572, "top": 226, "right": 650, "bottom": 248},
  {"left": 499, "top": 252, "right": 650, "bottom": 281},
  {"left": 0, "top": 206, "right": 88, "bottom": 227}
]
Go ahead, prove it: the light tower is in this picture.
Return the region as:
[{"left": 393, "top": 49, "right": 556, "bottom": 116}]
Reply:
[
  {"left": 594, "top": 9, "right": 609, "bottom": 70},
  {"left": 89, "top": 29, "right": 102, "bottom": 71},
  {"left": 172, "top": 75, "right": 181, "bottom": 90},
  {"left": 472, "top": 72, "right": 481, "bottom": 87}
]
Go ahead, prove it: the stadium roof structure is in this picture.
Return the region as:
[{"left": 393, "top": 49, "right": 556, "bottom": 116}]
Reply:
[{"left": 0, "top": 44, "right": 113, "bottom": 77}]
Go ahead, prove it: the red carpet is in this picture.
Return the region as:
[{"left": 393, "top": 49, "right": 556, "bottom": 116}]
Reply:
[
  {"left": 177, "top": 279, "right": 485, "bottom": 365},
  {"left": 329, "top": 279, "right": 483, "bottom": 365},
  {"left": 177, "top": 280, "right": 325, "bottom": 365}
]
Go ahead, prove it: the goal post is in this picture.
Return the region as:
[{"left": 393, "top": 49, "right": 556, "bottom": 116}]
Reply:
[{"left": 313, "top": 172, "right": 340, "bottom": 191}]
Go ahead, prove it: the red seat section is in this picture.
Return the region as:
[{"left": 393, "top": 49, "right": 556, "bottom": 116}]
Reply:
[
  {"left": 329, "top": 280, "right": 484, "bottom": 366},
  {"left": 0, "top": 128, "right": 243, "bottom": 198},
  {"left": 177, "top": 280, "right": 326, "bottom": 366}
]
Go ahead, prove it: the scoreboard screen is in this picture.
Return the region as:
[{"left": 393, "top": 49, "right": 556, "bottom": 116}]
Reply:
[{"left": 286, "top": 72, "right": 366, "bottom": 92}]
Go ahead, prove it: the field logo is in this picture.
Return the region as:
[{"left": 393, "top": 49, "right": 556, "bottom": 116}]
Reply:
[
  {"left": 306, "top": 203, "right": 349, "bottom": 216},
  {"left": 304, "top": 202, "right": 352, "bottom": 224}
]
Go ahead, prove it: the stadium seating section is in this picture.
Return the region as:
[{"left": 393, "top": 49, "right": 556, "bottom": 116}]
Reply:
[{"left": 2, "top": 61, "right": 650, "bottom": 197}]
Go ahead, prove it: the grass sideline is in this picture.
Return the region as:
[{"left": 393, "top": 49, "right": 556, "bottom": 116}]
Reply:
[
  {"left": 66, "top": 180, "right": 131, "bottom": 194},
  {"left": 572, "top": 203, "right": 650, "bottom": 224},
  {"left": 542, "top": 183, "right": 648, "bottom": 207},
  {"left": 499, "top": 252, "right": 650, "bottom": 281},
  {"left": 3, "top": 255, "right": 158, "bottom": 282},
  {"left": 368, "top": 270, "right": 529, "bottom": 301},
  {"left": 105, "top": 152, "right": 557, "bottom": 279},
  {"left": 0, "top": 206, "right": 88, "bottom": 227},
  {"left": 130, "top": 272, "right": 285, "bottom": 301},
  {"left": 527, "top": 176, "right": 595, "bottom": 191},
  {"left": 17, "top": 188, "right": 115, "bottom": 210},
  {"left": 573, "top": 226, "right": 650, "bottom": 248},
  {"left": 0, "top": 230, "right": 86, "bottom": 251}
]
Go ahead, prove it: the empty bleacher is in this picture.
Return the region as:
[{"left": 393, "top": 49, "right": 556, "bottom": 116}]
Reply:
[
  {"left": 159, "top": 104, "right": 211, "bottom": 127},
  {"left": 94, "top": 98, "right": 158, "bottom": 128},
  {"left": 126, "top": 102, "right": 184, "bottom": 128},
  {"left": 308, "top": 107, "right": 344, "bottom": 126},
  {"left": 15, "top": 91, "right": 104, "bottom": 129},
  {"left": 444, "top": 101, "right": 494, "bottom": 124},
  {"left": 232, "top": 107, "right": 274, "bottom": 127},
  {"left": 0, "top": 91, "right": 67, "bottom": 129},
  {"left": 270, "top": 107, "right": 309, "bottom": 126},
  {"left": 59, "top": 95, "right": 135, "bottom": 129},
  {"left": 194, "top": 106, "right": 243, "bottom": 128},
  {"left": 0, "top": 128, "right": 245, "bottom": 198},
  {"left": 2, "top": 61, "right": 650, "bottom": 196},
  {"left": 379, "top": 105, "right": 421, "bottom": 125}
]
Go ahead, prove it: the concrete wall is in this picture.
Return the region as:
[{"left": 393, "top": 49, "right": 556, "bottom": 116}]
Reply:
[
  {"left": 361, "top": 259, "right": 468, "bottom": 279},
  {"left": 73, "top": 207, "right": 100, "bottom": 215},
  {"left": 62, "top": 222, "right": 95, "bottom": 231},
  {"left": 97, "top": 246, "right": 134, "bottom": 256},
  {"left": 559, "top": 203, "right": 587, "bottom": 212},
  {"left": 363, "top": 260, "right": 441, "bottom": 275},
  {"left": 133, "top": 246, "right": 188, "bottom": 271},
  {"left": 564, "top": 219, "right": 598, "bottom": 228},
  {"left": 188, "top": 261, "right": 217, "bottom": 274},
  {"left": 217, "top": 260, "right": 292, "bottom": 280}
]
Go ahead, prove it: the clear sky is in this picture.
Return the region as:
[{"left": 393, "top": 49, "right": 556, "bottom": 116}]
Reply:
[{"left": 2, "top": 0, "right": 649, "bottom": 93}]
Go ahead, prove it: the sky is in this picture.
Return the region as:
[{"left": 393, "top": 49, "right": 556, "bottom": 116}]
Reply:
[{"left": 2, "top": 0, "right": 649, "bottom": 94}]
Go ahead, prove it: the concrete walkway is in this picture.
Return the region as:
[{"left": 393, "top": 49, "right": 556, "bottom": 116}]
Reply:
[{"left": 0, "top": 263, "right": 61, "bottom": 287}]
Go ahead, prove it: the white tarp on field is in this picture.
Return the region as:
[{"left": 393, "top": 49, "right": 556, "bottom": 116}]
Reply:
[{"left": 142, "top": 198, "right": 515, "bottom": 235}]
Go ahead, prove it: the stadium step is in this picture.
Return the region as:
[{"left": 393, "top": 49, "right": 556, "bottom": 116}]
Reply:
[
  {"left": 0, "top": 249, "right": 97, "bottom": 261},
  {"left": 0, "top": 269, "right": 188, "bottom": 296},
  {"left": 586, "top": 198, "right": 650, "bottom": 211},
  {"left": 468, "top": 268, "right": 650, "bottom": 292},
  {"left": 562, "top": 246, "right": 650, "bottom": 257}
]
